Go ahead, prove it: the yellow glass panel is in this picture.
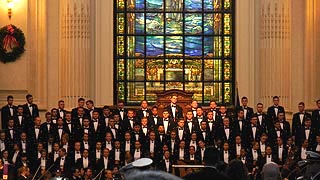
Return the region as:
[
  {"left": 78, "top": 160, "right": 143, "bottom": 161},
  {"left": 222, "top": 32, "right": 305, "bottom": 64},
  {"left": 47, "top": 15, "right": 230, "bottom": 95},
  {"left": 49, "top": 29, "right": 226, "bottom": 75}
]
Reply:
[
  {"left": 118, "top": 82, "right": 125, "bottom": 101},
  {"left": 146, "top": 60, "right": 164, "bottom": 81},
  {"left": 204, "top": 82, "right": 222, "bottom": 103},
  {"left": 224, "top": 14, "right": 231, "bottom": 35},
  {"left": 224, "top": 0, "right": 231, "bottom": 10},
  {"left": 127, "top": 82, "right": 145, "bottom": 103},
  {"left": 117, "top": 36, "right": 125, "bottom": 56},
  {"left": 224, "top": 60, "right": 232, "bottom": 80},
  {"left": 214, "top": 13, "right": 222, "bottom": 35},
  {"left": 214, "top": 0, "right": 222, "bottom": 10},
  {"left": 224, "top": 36, "right": 231, "bottom": 57},
  {"left": 117, "top": 0, "right": 125, "bottom": 10},
  {"left": 224, "top": 82, "right": 232, "bottom": 104},
  {"left": 204, "top": 60, "right": 222, "bottom": 81},
  {"left": 117, "top": 13, "right": 125, "bottom": 34},
  {"left": 214, "top": 36, "right": 222, "bottom": 57},
  {"left": 117, "top": 59, "right": 125, "bottom": 81}
]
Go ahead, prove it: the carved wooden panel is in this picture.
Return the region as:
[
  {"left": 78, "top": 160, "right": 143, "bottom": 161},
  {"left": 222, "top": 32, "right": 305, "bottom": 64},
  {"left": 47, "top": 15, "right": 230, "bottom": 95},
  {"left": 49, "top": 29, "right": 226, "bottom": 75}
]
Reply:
[{"left": 155, "top": 89, "right": 194, "bottom": 117}]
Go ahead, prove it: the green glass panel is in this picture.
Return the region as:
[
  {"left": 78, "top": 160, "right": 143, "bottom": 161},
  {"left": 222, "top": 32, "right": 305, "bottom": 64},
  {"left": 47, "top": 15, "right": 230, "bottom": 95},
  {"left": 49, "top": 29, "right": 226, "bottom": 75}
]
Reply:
[
  {"left": 224, "top": 60, "right": 232, "bottom": 81},
  {"left": 126, "top": 59, "right": 145, "bottom": 81},
  {"left": 117, "top": 13, "right": 125, "bottom": 34},
  {"left": 166, "top": 13, "right": 183, "bottom": 34},
  {"left": 204, "top": 60, "right": 222, "bottom": 81},
  {"left": 146, "top": 13, "right": 164, "bottom": 34},
  {"left": 118, "top": 82, "right": 125, "bottom": 101},
  {"left": 185, "top": 13, "right": 202, "bottom": 35},
  {"left": 166, "top": 36, "right": 183, "bottom": 55}
]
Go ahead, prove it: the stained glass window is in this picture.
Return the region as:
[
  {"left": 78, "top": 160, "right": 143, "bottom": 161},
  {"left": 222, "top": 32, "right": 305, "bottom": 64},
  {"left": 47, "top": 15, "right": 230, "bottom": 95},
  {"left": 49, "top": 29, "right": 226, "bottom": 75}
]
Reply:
[{"left": 114, "top": 0, "right": 235, "bottom": 105}]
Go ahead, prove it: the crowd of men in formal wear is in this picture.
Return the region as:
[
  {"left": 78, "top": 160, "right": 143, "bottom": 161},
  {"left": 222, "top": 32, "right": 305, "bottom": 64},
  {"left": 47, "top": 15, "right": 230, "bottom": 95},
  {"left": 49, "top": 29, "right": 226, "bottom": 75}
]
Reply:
[{"left": 0, "top": 94, "right": 320, "bottom": 180}]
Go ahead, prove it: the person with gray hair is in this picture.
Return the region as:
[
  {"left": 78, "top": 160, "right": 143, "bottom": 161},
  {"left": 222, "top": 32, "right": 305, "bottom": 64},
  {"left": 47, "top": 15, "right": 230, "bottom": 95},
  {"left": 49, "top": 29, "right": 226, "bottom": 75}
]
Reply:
[
  {"left": 261, "top": 162, "right": 281, "bottom": 180},
  {"left": 125, "top": 170, "right": 183, "bottom": 180}
]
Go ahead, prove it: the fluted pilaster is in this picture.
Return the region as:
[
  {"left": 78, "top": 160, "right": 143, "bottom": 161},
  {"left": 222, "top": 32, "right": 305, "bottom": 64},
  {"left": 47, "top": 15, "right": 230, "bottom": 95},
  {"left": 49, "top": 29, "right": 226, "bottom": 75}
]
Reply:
[
  {"left": 59, "top": 0, "right": 92, "bottom": 107},
  {"left": 259, "top": 0, "right": 292, "bottom": 110}
]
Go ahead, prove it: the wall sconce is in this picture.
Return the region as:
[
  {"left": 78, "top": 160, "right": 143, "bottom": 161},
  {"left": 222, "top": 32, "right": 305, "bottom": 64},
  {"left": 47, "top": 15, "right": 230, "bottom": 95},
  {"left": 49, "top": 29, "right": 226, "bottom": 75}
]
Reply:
[{"left": 7, "top": 0, "right": 14, "bottom": 19}]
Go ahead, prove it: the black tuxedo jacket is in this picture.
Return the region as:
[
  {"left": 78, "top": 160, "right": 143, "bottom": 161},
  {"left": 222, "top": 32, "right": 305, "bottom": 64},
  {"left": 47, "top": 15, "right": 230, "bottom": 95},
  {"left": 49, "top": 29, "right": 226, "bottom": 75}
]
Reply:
[
  {"left": 14, "top": 114, "right": 28, "bottom": 133},
  {"left": 175, "top": 127, "right": 191, "bottom": 142},
  {"left": 245, "top": 125, "right": 265, "bottom": 145},
  {"left": 237, "top": 106, "right": 254, "bottom": 121},
  {"left": 35, "top": 157, "right": 53, "bottom": 171},
  {"left": 71, "top": 107, "right": 89, "bottom": 119},
  {"left": 22, "top": 103, "right": 39, "bottom": 119},
  {"left": 136, "top": 108, "right": 152, "bottom": 121},
  {"left": 155, "top": 133, "right": 167, "bottom": 146},
  {"left": 75, "top": 157, "right": 94, "bottom": 169},
  {"left": 267, "top": 105, "right": 285, "bottom": 121},
  {"left": 254, "top": 113, "right": 270, "bottom": 132},
  {"left": 273, "top": 145, "right": 288, "bottom": 165},
  {"left": 105, "top": 126, "right": 121, "bottom": 141},
  {"left": 1, "top": 104, "right": 16, "bottom": 129},
  {"left": 57, "top": 108, "right": 67, "bottom": 119},
  {"left": 311, "top": 109, "right": 320, "bottom": 129},
  {"left": 165, "top": 104, "right": 183, "bottom": 120},
  {"left": 54, "top": 156, "right": 71, "bottom": 176},
  {"left": 232, "top": 119, "right": 248, "bottom": 140},
  {"left": 121, "top": 118, "right": 138, "bottom": 133},
  {"left": 110, "top": 148, "right": 125, "bottom": 166},
  {"left": 96, "top": 157, "right": 114, "bottom": 170},
  {"left": 269, "top": 128, "right": 287, "bottom": 145},
  {"left": 113, "top": 108, "right": 128, "bottom": 121},
  {"left": 157, "top": 159, "right": 173, "bottom": 173},
  {"left": 161, "top": 118, "right": 176, "bottom": 135},
  {"left": 185, "top": 119, "right": 200, "bottom": 134},
  {"left": 295, "top": 126, "right": 316, "bottom": 146},
  {"left": 148, "top": 115, "right": 162, "bottom": 129},
  {"left": 292, "top": 112, "right": 312, "bottom": 136},
  {"left": 215, "top": 126, "right": 235, "bottom": 144}
]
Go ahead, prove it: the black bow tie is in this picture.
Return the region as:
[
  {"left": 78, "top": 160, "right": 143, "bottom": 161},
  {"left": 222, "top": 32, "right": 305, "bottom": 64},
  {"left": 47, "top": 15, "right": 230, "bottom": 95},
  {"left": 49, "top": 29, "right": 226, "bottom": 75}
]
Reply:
[
  {"left": 305, "top": 127, "right": 310, "bottom": 130},
  {"left": 224, "top": 127, "right": 229, "bottom": 129},
  {"left": 164, "top": 119, "right": 168, "bottom": 121},
  {"left": 171, "top": 105, "right": 176, "bottom": 107},
  {"left": 252, "top": 125, "right": 257, "bottom": 128},
  {"left": 76, "top": 151, "right": 80, "bottom": 154},
  {"left": 178, "top": 128, "right": 183, "bottom": 130},
  {"left": 119, "top": 109, "right": 124, "bottom": 112}
]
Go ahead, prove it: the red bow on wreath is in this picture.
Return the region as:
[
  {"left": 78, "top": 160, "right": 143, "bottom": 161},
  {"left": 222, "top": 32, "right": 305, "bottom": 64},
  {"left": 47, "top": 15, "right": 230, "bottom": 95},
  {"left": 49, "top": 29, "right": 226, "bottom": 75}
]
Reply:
[{"left": 3, "top": 25, "right": 19, "bottom": 52}]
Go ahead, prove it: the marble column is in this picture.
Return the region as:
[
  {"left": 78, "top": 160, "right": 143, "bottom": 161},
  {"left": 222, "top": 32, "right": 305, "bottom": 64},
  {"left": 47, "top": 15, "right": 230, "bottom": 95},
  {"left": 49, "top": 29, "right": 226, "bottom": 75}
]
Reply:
[
  {"left": 59, "top": 0, "right": 92, "bottom": 108},
  {"left": 259, "top": 0, "right": 292, "bottom": 110}
]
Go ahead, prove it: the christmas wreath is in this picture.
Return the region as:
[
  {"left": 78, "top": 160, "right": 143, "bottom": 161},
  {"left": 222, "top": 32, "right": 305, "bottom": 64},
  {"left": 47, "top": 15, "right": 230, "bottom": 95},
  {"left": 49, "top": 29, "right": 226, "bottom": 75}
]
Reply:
[{"left": 0, "top": 24, "right": 25, "bottom": 63}]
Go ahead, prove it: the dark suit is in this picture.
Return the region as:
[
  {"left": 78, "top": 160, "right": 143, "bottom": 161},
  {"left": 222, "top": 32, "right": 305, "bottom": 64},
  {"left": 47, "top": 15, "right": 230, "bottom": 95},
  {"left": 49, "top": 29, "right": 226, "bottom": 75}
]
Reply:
[
  {"left": 238, "top": 106, "right": 254, "bottom": 121},
  {"left": 136, "top": 108, "right": 152, "bottom": 121},
  {"left": 113, "top": 109, "right": 128, "bottom": 121},
  {"left": 14, "top": 114, "right": 28, "bottom": 133},
  {"left": 162, "top": 118, "right": 176, "bottom": 135},
  {"left": 54, "top": 156, "right": 71, "bottom": 177},
  {"left": 267, "top": 105, "right": 285, "bottom": 121},
  {"left": 1, "top": 104, "right": 16, "bottom": 129},
  {"left": 75, "top": 157, "right": 94, "bottom": 169},
  {"left": 295, "top": 126, "right": 316, "bottom": 147},
  {"left": 157, "top": 159, "right": 173, "bottom": 173},
  {"left": 148, "top": 115, "right": 162, "bottom": 129},
  {"left": 22, "top": 103, "right": 39, "bottom": 120},
  {"left": 292, "top": 112, "right": 312, "bottom": 136},
  {"left": 121, "top": 118, "right": 138, "bottom": 133},
  {"left": 165, "top": 104, "right": 183, "bottom": 121},
  {"left": 311, "top": 109, "right": 320, "bottom": 129},
  {"left": 215, "top": 126, "right": 235, "bottom": 144}
]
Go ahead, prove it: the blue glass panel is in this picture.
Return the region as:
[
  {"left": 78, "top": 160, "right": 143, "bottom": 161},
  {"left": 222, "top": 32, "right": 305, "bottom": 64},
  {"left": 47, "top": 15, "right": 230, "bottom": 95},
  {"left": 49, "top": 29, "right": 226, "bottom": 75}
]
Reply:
[
  {"left": 146, "top": 13, "right": 164, "bottom": 34},
  {"left": 166, "top": 36, "right": 183, "bottom": 54},
  {"left": 185, "top": 36, "right": 202, "bottom": 56},
  {"left": 146, "top": 36, "right": 164, "bottom": 56},
  {"left": 166, "top": 13, "right": 183, "bottom": 34},
  {"left": 135, "top": 0, "right": 145, "bottom": 9},
  {"left": 204, "top": 37, "right": 213, "bottom": 55},
  {"left": 135, "top": 36, "right": 145, "bottom": 56},
  {"left": 135, "top": 13, "right": 145, "bottom": 34},
  {"left": 204, "top": 0, "right": 213, "bottom": 10},
  {"left": 185, "top": 13, "right": 202, "bottom": 34},
  {"left": 146, "top": 0, "right": 163, "bottom": 10},
  {"left": 204, "top": 14, "right": 213, "bottom": 34},
  {"left": 185, "top": 0, "right": 202, "bottom": 11}
]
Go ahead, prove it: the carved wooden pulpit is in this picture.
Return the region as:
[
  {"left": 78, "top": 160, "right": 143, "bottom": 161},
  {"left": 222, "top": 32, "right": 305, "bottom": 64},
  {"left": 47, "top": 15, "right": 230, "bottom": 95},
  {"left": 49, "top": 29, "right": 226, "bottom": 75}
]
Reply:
[{"left": 155, "top": 89, "right": 194, "bottom": 117}]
